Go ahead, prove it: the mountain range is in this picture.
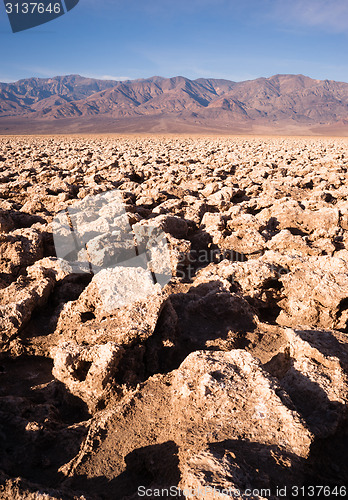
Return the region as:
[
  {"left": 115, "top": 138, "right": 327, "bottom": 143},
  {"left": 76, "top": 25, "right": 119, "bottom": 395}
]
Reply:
[{"left": 1, "top": 73, "right": 348, "bottom": 134}]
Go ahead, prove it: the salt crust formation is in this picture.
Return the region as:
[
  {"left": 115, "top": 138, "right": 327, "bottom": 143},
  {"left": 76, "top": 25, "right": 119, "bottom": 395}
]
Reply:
[{"left": 0, "top": 136, "right": 348, "bottom": 498}]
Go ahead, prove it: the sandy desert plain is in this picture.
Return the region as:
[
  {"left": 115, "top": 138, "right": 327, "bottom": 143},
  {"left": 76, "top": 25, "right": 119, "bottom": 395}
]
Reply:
[{"left": 0, "top": 134, "right": 348, "bottom": 499}]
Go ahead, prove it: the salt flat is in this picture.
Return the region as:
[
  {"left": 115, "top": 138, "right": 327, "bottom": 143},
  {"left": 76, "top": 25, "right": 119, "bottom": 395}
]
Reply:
[{"left": 0, "top": 135, "right": 348, "bottom": 499}]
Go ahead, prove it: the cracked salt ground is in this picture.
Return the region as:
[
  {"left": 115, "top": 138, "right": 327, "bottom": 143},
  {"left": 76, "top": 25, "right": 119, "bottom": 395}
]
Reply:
[{"left": 0, "top": 135, "right": 348, "bottom": 498}]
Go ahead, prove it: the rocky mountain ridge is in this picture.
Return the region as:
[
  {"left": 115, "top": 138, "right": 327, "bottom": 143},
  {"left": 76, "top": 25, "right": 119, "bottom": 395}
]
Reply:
[{"left": 1, "top": 74, "right": 348, "bottom": 133}]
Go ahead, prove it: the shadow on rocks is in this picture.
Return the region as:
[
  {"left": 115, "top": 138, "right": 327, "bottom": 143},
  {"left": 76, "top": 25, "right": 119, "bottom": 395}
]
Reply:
[
  {"left": 143, "top": 280, "right": 257, "bottom": 378},
  {"left": 264, "top": 329, "right": 348, "bottom": 488},
  {"left": 21, "top": 272, "right": 94, "bottom": 340},
  {"left": 71, "top": 441, "right": 181, "bottom": 500},
  {"left": 0, "top": 356, "right": 90, "bottom": 489}
]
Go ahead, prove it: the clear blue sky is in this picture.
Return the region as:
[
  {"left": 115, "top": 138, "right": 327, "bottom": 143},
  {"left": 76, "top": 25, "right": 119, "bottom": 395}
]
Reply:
[{"left": 1, "top": 0, "right": 348, "bottom": 83}]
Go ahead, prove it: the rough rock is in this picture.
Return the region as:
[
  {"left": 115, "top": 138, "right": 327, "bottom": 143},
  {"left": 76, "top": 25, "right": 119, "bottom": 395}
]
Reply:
[
  {"left": 55, "top": 269, "right": 169, "bottom": 347},
  {"left": 0, "top": 228, "right": 43, "bottom": 274},
  {"left": 277, "top": 255, "right": 348, "bottom": 329},
  {"left": 0, "top": 264, "right": 54, "bottom": 344},
  {"left": 172, "top": 350, "right": 312, "bottom": 458},
  {"left": 51, "top": 341, "right": 124, "bottom": 411},
  {"left": 265, "top": 328, "right": 348, "bottom": 438}
]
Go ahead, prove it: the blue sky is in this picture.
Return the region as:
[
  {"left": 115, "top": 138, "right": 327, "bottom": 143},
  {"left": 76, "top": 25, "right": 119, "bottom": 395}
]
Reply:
[{"left": 1, "top": 0, "right": 348, "bottom": 83}]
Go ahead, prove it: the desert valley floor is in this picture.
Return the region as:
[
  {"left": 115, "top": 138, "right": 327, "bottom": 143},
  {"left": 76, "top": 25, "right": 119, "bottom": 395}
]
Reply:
[{"left": 0, "top": 135, "right": 348, "bottom": 499}]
